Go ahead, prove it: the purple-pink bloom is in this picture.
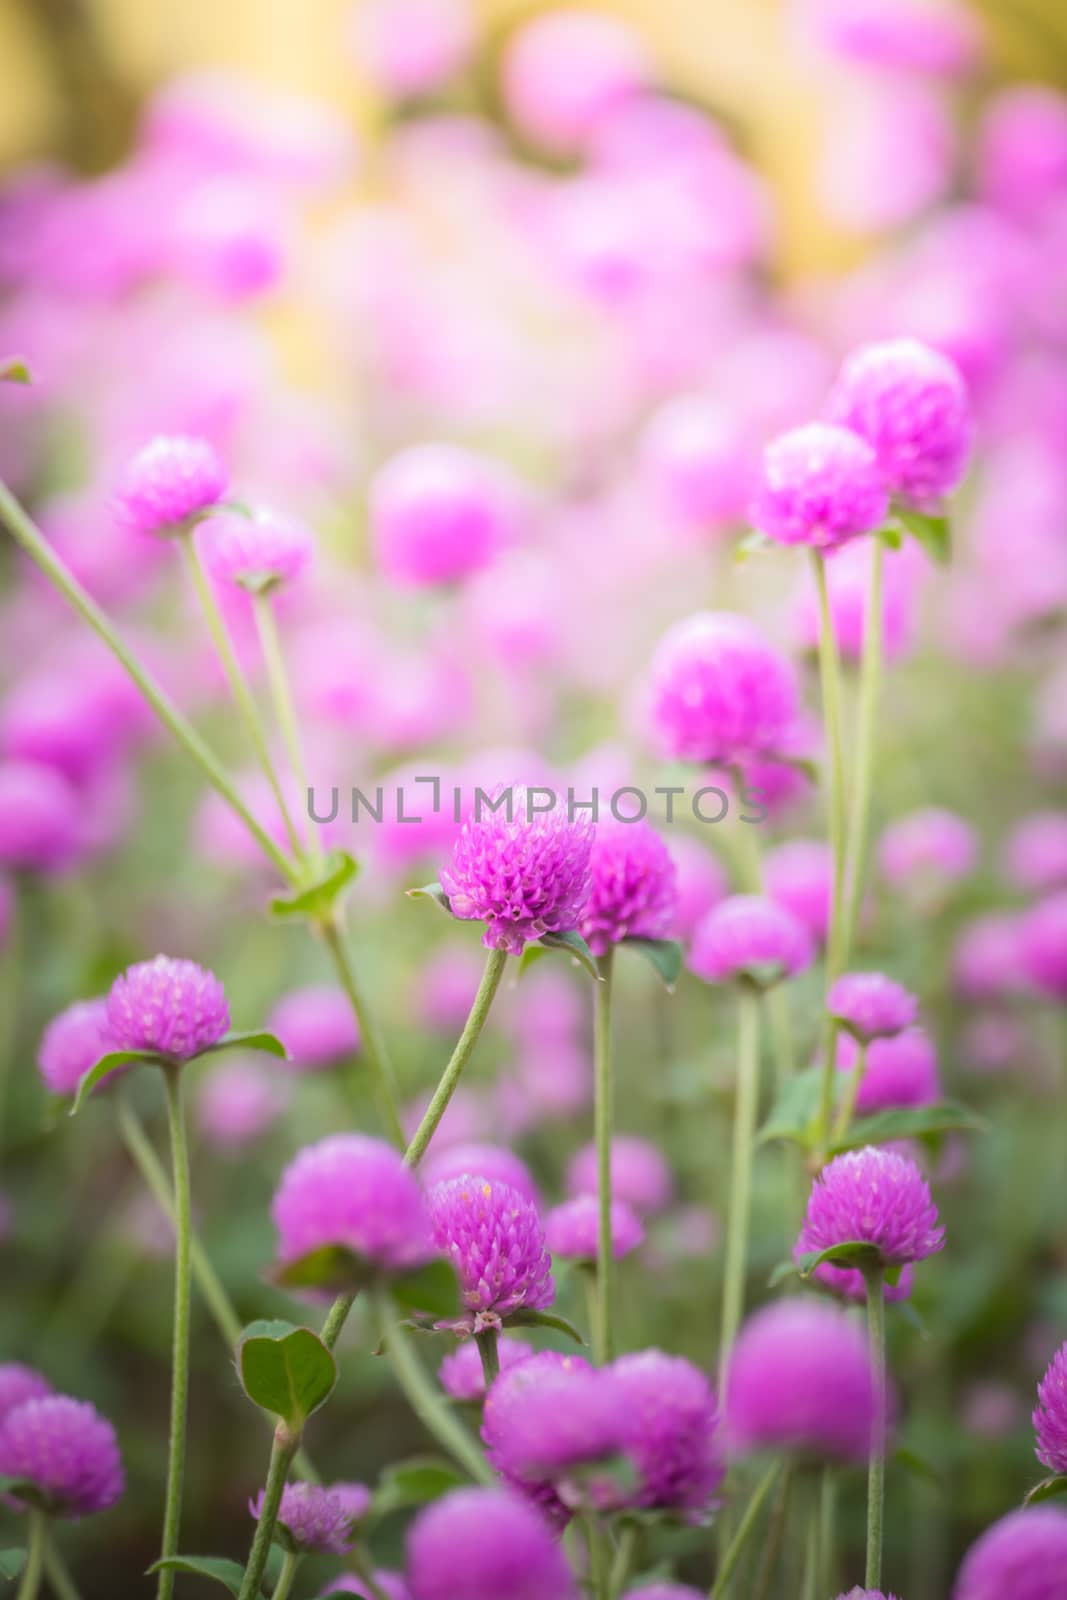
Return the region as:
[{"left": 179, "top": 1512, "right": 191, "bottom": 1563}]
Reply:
[
  {"left": 953, "top": 913, "right": 1025, "bottom": 1000},
  {"left": 354, "top": 0, "right": 475, "bottom": 99},
  {"left": 407, "top": 1487, "right": 578, "bottom": 1600},
  {"left": 765, "top": 840, "right": 833, "bottom": 945},
  {"left": 1020, "top": 893, "right": 1067, "bottom": 1002},
  {"left": 268, "top": 985, "right": 359, "bottom": 1070},
  {"left": 271, "top": 1134, "right": 432, "bottom": 1275},
  {"left": 1034, "top": 1339, "right": 1067, "bottom": 1474},
  {"left": 751, "top": 422, "right": 888, "bottom": 551},
  {"left": 105, "top": 954, "right": 230, "bottom": 1061},
  {"left": 878, "top": 807, "right": 978, "bottom": 892},
  {"left": 114, "top": 435, "right": 227, "bottom": 537},
  {"left": 667, "top": 835, "right": 728, "bottom": 943},
  {"left": 427, "top": 1176, "right": 554, "bottom": 1327},
  {"left": 836, "top": 1028, "right": 942, "bottom": 1115},
  {"left": 978, "top": 85, "right": 1067, "bottom": 224},
  {"left": 481, "top": 1360, "right": 624, "bottom": 1509},
  {"left": 612, "top": 1349, "right": 724, "bottom": 1514},
  {"left": 689, "top": 895, "right": 813, "bottom": 988},
  {"left": 196, "top": 1057, "right": 289, "bottom": 1149},
  {"left": 0, "top": 1365, "right": 52, "bottom": 1423},
  {"left": 1004, "top": 813, "right": 1067, "bottom": 895},
  {"left": 544, "top": 1195, "right": 644, "bottom": 1263},
  {"left": 638, "top": 394, "right": 755, "bottom": 536},
  {"left": 809, "top": 1259, "right": 915, "bottom": 1306},
  {"left": 321, "top": 1576, "right": 410, "bottom": 1600},
  {"left": 567, "top": 1135, "right": 674, "bottom": 1216},
  {"left": 199, "top": 507, "right": 312, "bottom": 592},
  {"left": 801, "top": 0, "right": 982, "bottom": 77},
  {"left": 482, "top": 1351, "right": 592, "bottom": 1525},
  {"left": 439, "top": 785, "right": 594, "bottom": 956},
  {"left": 0, "top": 758, "right": 82, "bottom": 874},
  {"left": 371, "top": 443, "right": 518, "bottom": 589},
  {"left": 828, "top": 972, "right": 919, "bottom": 1043},
  {"left": 502, "top": 9, "right": 650, "bottom": 155},
  {"left": 37, "top": 998, "right": 111, "bottom": 1096},
  {"left": 954, "top": 1506, "right": 1067, "bottom": 1599},
  {"left": 423, "top": 1144, "right": 540, "bottom": 1207},
  {"left": 249, "top": 1482, "right": 355, "bottom": 1554},
  {"left": 439, "top": 1337, "right": 534, "bottom": 1404},
  {"left": 0, "top": 1395, "right": 124, "bottom": 1518},
  {"left": 578, "top": 819, "right": 678, "bottom": 957},
  {"left": 797, "top": 1145, "right": 945, "bottom": 1268},
  {"left": 726, "top": 1299, "right": 878, "bottom": 1463},
  {"left": 622, "top": 1587, "right": 705, "bottom": 1600}
]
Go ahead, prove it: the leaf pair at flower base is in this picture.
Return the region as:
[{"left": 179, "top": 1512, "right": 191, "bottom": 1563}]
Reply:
[{"left": 69, "top": 1030, "right": 287, "bottom": 1115}]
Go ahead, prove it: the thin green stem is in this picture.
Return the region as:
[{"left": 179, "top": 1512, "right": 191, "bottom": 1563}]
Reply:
[
  {"left": 608, "top": 1525, "right": 637, "bottom": 1599},
  {"left": 374, "top": 1285, "right": 493, "bottom": 1484},
  {"left": 42, "top": 1543, "right": 83, "bottom": 1600},
  {"left": 318, "top": 914, "right": 406, "bottom": 1148},
  {"left": 831, "top": 1041, "right": 867, "bottom": 1145},
  {"left": 237, "top": 1425, "right": 301, "bottom": 1600},
  {"left": 843, "top": 538, "right": 884, "bottom": 956},
  {"left": 863, "top": 1265, "right": 887, "bottom": 1590},
  {"left": 810, "top": 550, "right": 849, "bottom": 985},
  {"left": 321, "top": 1289, "right": 358, "bottom": 1353},
  {"left": 180, "top": 535, "right": 305, "bottom": 861},
  {"left": 593, "top": 947, "right": 616, "bottom": 1364},
  {"left": 270, "top": 1550, "right": 300, "bottom": 1600},
  {"left": 718, "top": 982, "right": 761, "bottom": 1388},
  {"left": 801, "top": 1482, "right": 819, "bottom": 1600},
  {"left": 709, "top": 1460, "right": 781, "bottom": 1599},
  {"left": 404, "top": 948, "right": 509, "bottom": 1169},
  {"left": 819, "top": 1468, "right": 837, "bottom": 1598},
  {"left": 16, "top": 1509, "right": 46, "bottom": 1600},
  {"left": 253, "top": 593, "right": 321, "bottom": 867},
  {"left": 0, "top": 480, "right": 298, "bottom": 884},
  {"left": 583, "top": 1515, "right": 611, "bottom": 1600},
  {"left": 752, "top": 1464, "right": 792, "bottom": 1600},
  {"left": 475, "top": 1328, "right": 500, "bottom": 1389},
  {"left": 157, "top": 1068, "right": 193, "bottom": 1600}
]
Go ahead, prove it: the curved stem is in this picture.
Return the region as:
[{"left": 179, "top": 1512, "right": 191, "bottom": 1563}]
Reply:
[
  {"left": 321, "top": 1289, "right": 358, "bottom": 1353},
  {"left": 593, "top": 947, "right": 616, "bottom": 1364},
  {"left": 16, "top": 1509, "right": 46, "bottom": 1600},
  {"left": 475, "top": 1327, "right": 500, "bottom": 1389},
  {"left": 43, "top": 1542, "right": 83, "bottom": 1600},
  {"left": 237, "top": 1425, "right": 301, "bottom": 1600},
  {"left": 863, "top": 1264, "right": 887, "bottom": 1590},
  {"left": 157, "top": 1067, "right": 193, "bottom": 1600},
  {"left": 831, "top": 1041, "right": 867, "bottom": 1145},
  {"left": 404, "top": 948, "right": 508, "bottom": 1169},
  {"left": 718, "top": 982, "right": 761, "bottom": 1388},
  {"left": 709, "top": 1460, "right": 781, "bottom": 1599},
  {"left": 318, "top": 914, "right": 405, "bottom": 1148},
  {"left": 810, "top": 550, "right": 849, "bottom": 985},
  {"left": 843, "top": 538, "right": 884, "bottom": 955},
  {"left": 253, "top": 594, "right": 321, "bottom": 867},
  {"left": 270, "top": 1550, "right": 301, "bottom": 1600}
]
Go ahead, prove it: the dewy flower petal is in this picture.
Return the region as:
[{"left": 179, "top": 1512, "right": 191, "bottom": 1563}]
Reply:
[{"left": 105, "top": 954, "right": 230, "bottom": 1062}]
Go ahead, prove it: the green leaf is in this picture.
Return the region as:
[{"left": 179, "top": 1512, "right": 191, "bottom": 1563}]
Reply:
[
  {"left": 406, "top": 882, "right": 452, "bottom": 914},
  {"left": 879, "top": 522, "right": 904, "bottom": 550},
  {"left": 895, "top": 505, "right": 951, "bottom": 566},
  {"left": 200, "top": 1030, "right": 288, "bottom": 1060},
  {"left": 238, "top": 1323, "right": 337, "bottom": 1429},
  {"left": 538, "top": 929, "right": 601, "bottom": 982},
  {"left": 1025, "top": 1475, "right": 1067, "bottom": 1506},
  {"left": 735, "top": 528, "right": 772, "bottom": 562},
  {"left": 371, "top": 1456, "right": 466, "bottom": 1520},
  {"left": 505, "top": 1307, "right": 585, "bottom": 1344},
  {"left": 623, "top": 937, "right": 683, "bottom": 991},
  {"left": 895, "top": 1446, "right": 945, "bottom": 1493},
  {"left": 0, "top": 1550, "right": 24, "bottom": 1580},
  {"left": 391, "top": 1258, "right": 463, "bottom": 1321},
  {"left": 757, "top": 1065, "right": 825, "bottom": 1149},
  {"left": 795, "top": 1240, "right": 885, "bottom": 1278},
  {"left": 271, "top": 850, "right": 359, "bottom": 920},
  {"left": 767, "top": 1259, "right": 800, "bottom": 1288},
  {"left": 829, "top": 1100, "right": 988, "bottom": 1153},
  {"left": 271, "top": 1244, "right": 371, "bottom": 1294},
  {"left": 0, "top": 358, "right": 31, "bottom": 385},
  {"left": 70, "top": 1050, "right": 163, "bottom": 1115},
  {"left": 146, "top": 1557, "right": 248, "bottom": 1596}
]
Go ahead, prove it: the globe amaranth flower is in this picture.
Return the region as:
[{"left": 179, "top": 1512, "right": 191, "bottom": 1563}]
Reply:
[
  {"left": 37, "top": 997, "right": 112, "bottom": 1096},
  {"left": 114, "top": 435, "right": 228, "bottom": 537},
  {"left": 355, "top": 0, "right": 475, "bottom": 100},
  {"left": 482, "top": 1351, "right": 592, "bottom": 1526},
  {"left": 765, "top": 839, "right": 834, "bottom": 944},
  {"left": 797, "top": 1145, "right": 945, "bottom": 1270},
  {"left": 249, "top": 1482, "right": 355, "bottom": 1554},
  {"left": 439, "top": 785, "right": 594, "bottom": 956},
  {"left": 978, "top": 84, "right": 1067, "bottom": 224},
  {"left": 622, "top": 1586, "right": 705, "bottom": 1600},
  {"left": 199, "top": 507, "right": 313, "bottom": 593},
  {"left": 482, "top": 1359, "right": 625, "bottom": 1511},
  {"left": 1034, "top": 1339, "right": 1067, "bottom": 1474},
  {"left": 809, "top": 1258, "right": 916, "bottom": 1307},
  {"left": 828, "top": 972, "right": 919, "bottom": 1043},
  {"left": 408, "top": 1486, "right": 577, "bottom": 1600},
  {"left": 502, "top": 9, "right": 651, "bottom": 155},
  {"left": 544, "top": 1195, "right": 643, "bottom": 1264},
  {"left": 0, "top": 1365, "right": 52, "bottom": 1423},
  {"left": 834, "top": 1591, "right": 902, "bottom": 1600},
  {"left": 568, "top": 1135, "right": 674, "bottom": 1216},
  {"left": 105, "top": 954, "right": 230, "bottom": 1061},
  {"left": 835, "top": 1027, "right": 942, "bottom": 1115},
  {"left": 272, "top": 1134, "right": 432, "bottom": 1276},
  {"left": 1020, "top": 893, "right": 1067, "bottom": 1002},
  {"left": 645, "top": 612, "right": 800, "bottom": 766},
  {"left": 1004, "top": 813, "right": 1067, "bottom": 895},
  {"left": 954, "top": 1506, "right": 1067, "bottom": 1600},
  {"left": 0, "top": 758, "right": 82, "bottom": 874},
  {"left": 427, "top": 1175, "right": 554, "bottom": 1329},
  {"left": 423, "top": 1143, "right": 540, "bottom": 1207},
  {"left": 578, "top": 818, "right": 678, "bottom": 957},
  {"left": 321, "top": 1574, "right": 410, "bottom": 1600},
  {"left": 612, "top": 1350, "right": 724, "bottom": 1515},
  {"left": 879, "top": 807, "right": 978, "bottom": 892},
  {"left": 268, "top": 985, "right": 359, "bottom": 1071},
  {"left": 439, "top": 1336, "right": 534, "bottom": 1404},
  {"left": 689, "top": 895, "right": 813, "bottom": 988},
  {"left": 828, "top": 338, "right": 972, "bottom": 508},
  {"left": 953, "top": 913, "right": 1025, "bottom": 1001},
  {"left": 371, "top": 443, "right": 519, "bottom": 589},
  {"left": 751, "top": 422, "right": 888, "bottom": 550},
  {"left": 196, "top": 1057, "right": 289, "bottom": 1150},
  {"left": 726, "top": 1300, "right": 878, "bottom": 1463},
  {"left": 0, "top": 1395, "right": 124, "bottom": 1518}
]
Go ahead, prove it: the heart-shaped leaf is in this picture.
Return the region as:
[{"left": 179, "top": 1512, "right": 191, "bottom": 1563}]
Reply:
[
  {"left": 1025, "top": 1475, "right": 1067, "bottom": 1506},
  {"left": 271, "top": 1245, "right": 371, "bottom": 1294},
  {"left": 0, "top": 1549, "right": 25, "bottom": 1580},
  {"left": 391, "top": 1258, "right": 463, "bottom": 1321},
  {"left": 200, "top": 1030, "right": 287, "bottom": 1060},
  {"left": 538, "top": 929, "right": 600, "bottom": 982},
  {"left": 795, "top": 1241, "right": 885, "bottom": 1278},
  {"left": 895, "top": 505, "right": 951, "bottom": 566},
  {"left": 271, "top": 850, "right": 359, "bottom": 920},
  {"left": 238, "top": 1322, "right": 337, "bottom": 1429},
  {"left": 505, "top": 1308, "right": 585, "bottom": 1344},
  {"left": 829, "top": 1100, "right": 987, "bottom": 1154},
  {"left": 371, "top": 1456, "right": 466, "bottom": 1520},
  {"left": 623, "top": 937, "right": 683, "bottom": 991},
  {"left": 70, "top": 1051, "right": 163, "bottom": 1115},
  {"left": 406, "top": 883, "right": 452, "bottom": 914}
]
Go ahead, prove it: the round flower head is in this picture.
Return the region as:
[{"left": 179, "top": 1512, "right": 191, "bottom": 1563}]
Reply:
[
  {"left": 689, "top": 895, "right": 813, "bottom": 989},
  {"left": 0, "top": 1365, "right": 52, "bottom": 1423},
  {"left": 199, "top": 507, "right": 312, "bottom": 593},
  {"left": 667, "top": 835, "right": 728, "bottom": 942},
  {"left": 828, "top": 972, "right": 918, "bottom": 1043},
  {"left": 613, "top": 1350, "right": 724, "bottom": 1514},
  {"left": 37, "top": 998, "right": 111, "bottom": 1097},
  {"left": 0, "top": 758, "right": 81, "bottom": 873},
  {"left": 638, "top": 394, "right": 755, "bottom": 536},
  {"left": 1020, "top": 893, "right": 1067, "bottom": 1002},
  {"left": 578, "top": 819, "right": 678, "bottom": 957},
  {"left": 114, "top": 435, "right": 227, "bottom": 537},
  {"left": 953, "top": 913, "right": 1025, "bottom": 1001},
  {"left": 268, "top": 985, "right": 359, "bottom": 1071},
  {"left": 954, "top": 1506, "right": 1067, "bottom": 1599},
  {"left": 481, "top": 1360, "right": 624, "bottom": 1509},
  {"left": 797, "top": 1145, "right": 944, "bottom": 1269},
  {"left": 622, "top": 1587, "right": 705, "bottom": 1600},
  {"left": 322, "top": 1576, "right": 410, "bottom": 1600},
  {"left": 105, "top": 955, "right": 230, "bottom": 1061},
  {"left": 482, "top": 1351, "right": 592, "bottom": 1524},
  {"left": 423, "top": 1143, "right": 540, "bottom": 1207},
  {"left": 765, "top": 839, "right": 833, "bottom": 945},
  {"left": 439, "top": 1336, "right": 534, "bottom": 1404},
  {"left": 645, "top": 612, "right": 800, "bottom": 766},
  {"left": 835, "top": 1028, "right": 941, "bottom": 1115},
  {"left": 0, "top": 1395, "right": 124, "bottom": 1518},
  {"left": 978, "top": 85, "right": 1067, "bottom": 224},
  {"left": 751, "top": 422, "right": 888, "bottom": 551},
  {"left": 545, "top": 1195, "right": 643, "bottom": 1264},
  {"left": 371, "top": 443, "right": 517, "bottom": 589},
  {"left": 1004, "top": 813, "right": 1067, "bottom": 894},
  {"left": 439, "top": 785, "right": 594, "bottom": 956},
  {"left": 354, "top": 0, "right": 475, "bottom": 99},
  {"left": 1034, "top": 1339, "right": 1067, "bottom": 1474},
  {"left": 427, "top": 1175, "right": 554, "bottom": 1327},
  {"left": 249, "top": 1482, "right": 354, "bottom": 1554},
  {"left": 726, "top": 1299, "right": 877, "bottom": 1463},
  {"left": 802, "top": 0, "right": 982, "bottom": 76},
  {"left": 271, "top": 1134, "right": 432, "bottom": 1275},
  {"left": 501, "top": 9, "right": 651, "bottom": 155},
  {"left": 196, "top": 1057, "right": 289, "bottom": 1149},
  {"left": 567, "top": 1135, "right": 673, "bottom": 1216},
  {"left": 878, "top": 807, "right": 978, "bottom": 893},
  {"left": 407, "top": 1487, "right": 577, "bottom": 1600},
  {"left": 828, "top": 338, "right": 972, "bottom": 508}
]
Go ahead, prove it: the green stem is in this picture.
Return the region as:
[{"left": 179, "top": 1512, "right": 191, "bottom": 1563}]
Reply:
[
  {"left": 157, "top": 1068, "right": 193, "bottom": 1600},
  {"left": 819, "top": 1468, "right": 837, "bottom": 1599},
  {"left": 237, "top": 1425, "right": 301, "bottom": 1600},
  {"left": 608, "top": 1525, "right": 637, "bottom": 1599},
  {"left": 801, "top": 1481, "right": 819, "bottom": 1600},
  {"left": 831, "top": 1041, "right": 867, "bottom": 1145},
  {"left": 583, "top": 1515, "right": 610, "bottom": 1600},
  {"left": 810, "top": 550, "right": 849, "bottom": 985},
  {"left": 593, "top": 947, "right": 616, "bottom": 1364},
  {"left": 317, "top": 914, "right": 405, "bottom": 1148},
  {"left": 0, "top": 881, "right": 20, "bottom": 1146},
  {"left": 270, "top": 1550, "right": 300, "bottom": 1600},
  {"left": 709, "top": 1460, "right": 781, "bottom": 1599},
  {"left": 0, "top": 480, "right": 298, "bottom": 884},
  {"left": 843, "top": 538, "right": 884, "bottom": 956},
  {"left": 42, "top": 1543, "right": 83, "bottom": 1600},
  {"left": 321, "top": 1289, "right": 358, "bottom": 1353},
  {"left": 253, "top": 593, "right": 320, "bottom": 866},
  {"left": 404, "top": 948, "right": 508, "bottom": 1168},
  {"left": 752, "top": 1464, "right": 792, "bottom": 1600},
  {"left": 16, "top": 1509, "right": 46, "bottom": 1600},
  {"left": 475, "top": 1328, "right": 500, "bottom": 1389},
  {"left": 374, "top": 1285, "right": 493, "bottom": 1484},
  {"left": 180, "top": 535, "right": 305, "bottom": 861},
  {"left": 863, "top": 1264, "right": 887, "bottom": 1590},
  {"left": 718, "top": 982, "right": 761, "bottom": 1387}
]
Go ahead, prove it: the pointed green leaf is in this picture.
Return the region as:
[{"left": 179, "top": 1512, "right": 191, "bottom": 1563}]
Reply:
[
  {"left": 200, "top": 1030, "right": 287, "bottom": 1060},
  {"left": 70, "top": 1050, "right": 163, "bottom": 1115},
  {"left": 271, "top": 850, "right": 359, "bottom": 920},
  {"left": 623, "top": 937, "right": 683, "bottom": 991},
  {"left": 406, "top": 883, "right": 452, "bottom": 914},
  {"left": 767, "top": 1259, "right": 801, "bottom": 1288},
  {"left": 238, "top": 1324, "right": 337, "bottom": 1429},
  {"left": 829, "top": 1100, "right": 987, "bottom": 1153},
  {"left": 270, "top": 1245, "right": 371, "bottom": 1294},
  {"left": 757, "top": 1065, "right": 825, "bottom": 1148},
  {"left": 391, "top": 1258, "right": 463, "bottom": 1321},
  {"left": 795, "top": 1241, "right": 884, "bottom": 1278},
  {"left": 0, "top": 358, "right": 31, "bottom": 386},
  {"left": 0, "top": 1551, "right": 24, "bottom": 1581},
  {"left": 538, "top": 929, "right": 601, "bottom": 982},
  {"left": 505, "top": 1308, "right": 585, "bottom": 1344},
  {"left": 895, "top": 505, "right": 951, "bottom": 566},
  {"left": 370, "top": 1456, "right": 466, "bottom": 1520},
  {"left": 146, "top": 1557, "right": 248, "bottom": 1595},
  {"left": 1025, "top": 1475, "right": 1067, "bottom": 1506},
  {"left": 895, "top": 1446, "right": 945, "bottom": 1493}
]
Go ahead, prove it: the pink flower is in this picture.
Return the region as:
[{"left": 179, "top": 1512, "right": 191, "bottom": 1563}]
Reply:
[
  {"left": 199, "top": 508, "right": 312, "bottom": 593},
  {"left": 752, "top": 422, "right": 888, "bottom": 550},
  {"left": 501, "top": 10, "right": 651, "bottom": 155},
  {"left": 427, "top": 1175, "right": 554, "bottom": 1326},
  {"left": 579, "top": 819, "right": 678, "bottom": 957},
  {"left": 828, "top": 972, "right": 919, "bottom": 1043},
  {"left": 689, "top": 895, "right": 813, "bottom": 988},
  {"left": 544, "top": 1195, "right": 644, "bottom": 1263},
  {"left": 797, "top": 1145, "right": 945, "bottom": 1268},
  {"left": 105, "top": 955, "right": 230, "bottom": 1062},
  {"left": 113, "top": 435, "right": 227, "bottom": 537},
  {"left": 371, "top": 444, "right": 519, "bottom": 589}
]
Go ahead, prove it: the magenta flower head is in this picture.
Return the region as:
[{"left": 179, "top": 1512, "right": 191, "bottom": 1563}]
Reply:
[
  {"left": 114, "top": 435, "right": 227, "bottom": 538},
  {"left": 480, "top": 1359, "right": 623, "bottom": 1510},
  {"left": 751, "top": 422, "right": 888, "bottom": 551},
  {"left": 578, "top": 819, "right": 678, "bottom": 957},
  {"left": 765, "top": 839, "right": 834, "bottom": 945},
  {"left": 482, "top": 1351, "right": 593, "bottom": 1524},
  {"left": 645, "top": 612, "right": 800, "bottom": 766},
  {"left": 439, "top": 1336, "right": 533, "bottom": 1404},
  {"left": 953, "top": 913, "right": 1025, "bottom": 1001},
  {"left": 196, "top": 1058, "right": 289, "bottom": 1150},
  {"left": 612, "top": 1350, "right": 724, "bottom": 1515},
  {"left": 878, "top": 807, "right": 978, "bottom": 895},
  {"left": 0, "top": 1365, "right": 52, "bottom": 1423},
  {"left": 726, "top": 1299, "right": 877, "bottom": 1463},
  {"left": 268, "top": 985, "right": 359, "bottom": 1071},
  {"left": 438, "top": 785, "right": 594, "bottom": 956},
  {"left": 200, "top": 507, "right": 313, "bottom": 593},
  {"left": 105, "top": 955, "right": 230, "bottom": 1062},
  {"left": 828, "top": 972, "right": 919, "bottom": 1043},
  {"left": 954, "top": 1506, "right": 1067, "bottom": 1599},
  {"left": 544, "top": 1195, "right": 643, "bottom": 1264},
  {"left": 622, "top": 1587, "right": 704, "bottom": 1600},
  {"left": 427, "top": 1175, "right": 554, "bottom": 1329},
  {"left": 797, "top": 1146, "right": 944, "bottom": 1270},
  {"left": 978, "top": 85, "right": 1067, "bottom": 223},
  {"left": 0, "top": 1395, "right": 124, "bottom": 1518},
  {"left": 568, "top": 1135, "right": 673, "bottom": 1216},
  {"left": 322, "top": 1576, "right": 410, "bottom": 1600},
  {"left": 423, "top": 1143, "right": 539, "bottom": 1207},
  {"left": 371, "top": 443, "right": 518, "bottom": 589},
  {"left": 828, "top": 338, "right": 972, "bottom": 509},
  {"left": 1020, "top": 893, "right": 1067, "bottom": 1002},
  {"left": 271, "top": 1134, "right": 432, "bottom": 1277},
  {"left": 1034, "top": 1339, "right": 1067, "bottom": 1474},
  {"left": 689, "top": 895, "right": 813, "bottom": 989},
  {"left": 667, "top": 835, "right": 728, "bottom": 943},
  {"left": 37, "top": 998, "right": 111, "bottom": 1097},
  {"left": 0, "top": 759, "right": 81, "bottom": 874},
  {"left": 836, "top": 1028, "right": 941, "bottom": 1116},
  {"left": 408, "top": 1486, "right": 577, "bottom": 1600},
  {"left": 249, "top": 1482, "right": 354, "bottom": 1554},
  {"left": 501, "top": 9, "right": 650, "bottom": 155},
  {"left": 1004, "top": 813, "right": 1067, "bottom": 895}
]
